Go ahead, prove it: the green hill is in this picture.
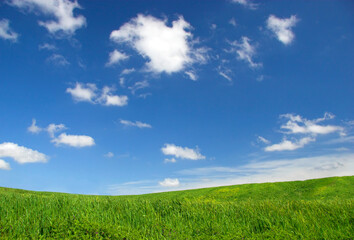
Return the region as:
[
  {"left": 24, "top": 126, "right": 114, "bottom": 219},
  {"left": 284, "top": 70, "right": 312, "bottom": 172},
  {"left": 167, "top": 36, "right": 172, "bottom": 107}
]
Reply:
[{"left": 1, "top": 176, "right": 353, "bottom": 239}]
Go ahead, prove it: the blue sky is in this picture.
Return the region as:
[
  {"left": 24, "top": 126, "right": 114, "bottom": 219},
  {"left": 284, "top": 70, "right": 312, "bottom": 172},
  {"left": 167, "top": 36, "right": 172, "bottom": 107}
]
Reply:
[{"left": 0, "top": 0, "right": 353, "bottom": 195}]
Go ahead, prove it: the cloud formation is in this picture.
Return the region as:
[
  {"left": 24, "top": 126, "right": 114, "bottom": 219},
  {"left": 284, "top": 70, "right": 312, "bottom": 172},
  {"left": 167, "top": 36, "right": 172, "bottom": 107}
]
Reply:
[
  {"left": 266, "top": 15, "right": 298, "bottom": 45},
  {"left": 106, "top": 49, "right": 129, "bottom": 66},
  {"left": 52, "top": 133, "right": 95, "bottom": 147},
  {"left": 230, "top": 0, "right": 258, "bottom": 10},
  {"left": 66, "top": 83, "right": 128, "bottom": 107},
  {"left": 264, "top": 113, "right": 346, "bottom": 152},
  {"left": 161, "top": 144, "right": 205, "bottom": 160},
  {"left": 46, "top": 54, "right": 70, "bottom": 66},
  {"left": 0, "top": 19, "right": 18, "bottom": 42},
  {"left": 0, "top": 142, "right": 48, "bottom": 164},
  {"left": 8, "top": 0, "right": 86, "bottom": 36},
  {"left": 0, "top": 159, "right": 11, "bottom": 170},
  {"left": 158, "top": 178, "right": 180, "bottom": 187},
  {"left": 110, "top": 14, "right": 206, "bottom": 74},
  {"left": 229, "top": 36, "right": 261, "bottom": 68},
  {"left": 120, "top": 120, "right": 152, "bottom": 128}
]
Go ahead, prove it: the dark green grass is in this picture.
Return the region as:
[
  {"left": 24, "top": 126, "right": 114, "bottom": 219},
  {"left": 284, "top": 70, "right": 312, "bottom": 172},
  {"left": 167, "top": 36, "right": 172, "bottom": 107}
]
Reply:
[{"left": 1, "top": 176, "right": 353, "bottom": 239}]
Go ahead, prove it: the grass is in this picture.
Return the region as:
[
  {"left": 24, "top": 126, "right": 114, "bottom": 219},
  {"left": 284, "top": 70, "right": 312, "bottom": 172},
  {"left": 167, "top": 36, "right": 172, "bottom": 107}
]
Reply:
[{"left": 0, "top": 176, "right": 353, "bottom": 239}]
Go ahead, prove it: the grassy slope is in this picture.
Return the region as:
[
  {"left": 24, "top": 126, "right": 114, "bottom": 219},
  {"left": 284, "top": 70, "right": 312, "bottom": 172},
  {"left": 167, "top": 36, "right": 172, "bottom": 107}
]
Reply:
[{"left": 0, "top": 176, "right": 353, "bottom": 239}]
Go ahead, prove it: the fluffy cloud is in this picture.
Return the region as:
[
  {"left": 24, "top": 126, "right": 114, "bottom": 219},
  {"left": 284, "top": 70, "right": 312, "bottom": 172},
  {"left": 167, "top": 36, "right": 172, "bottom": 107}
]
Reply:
[
  {"left": 263, "top": 113, "right": 346, "bottom": 152},
  {"left": 46, "top": 54, "right": 69, "bottom": 66},
  {"left": 229, "top": 37, "right": 261, "bottom": 68},
  {"left": 28, "top": 119, "right": 42, "bottom": 134},
  {"left": 110, "top": 14, "right": 206, "bottom": 74},
  {"left": 47, "top": 123, "right": 66, "bottom": 138},
  {"left": 8, "top": 0, "right": 86, "bottom": 36},
  {"left": 158, "top": 178, "right": 180, "bottom": 187},
  {"left": 66, "top": 83, "right": 128, "bottom": 107},
  {"left": 66, "top": 83, "right": 97, "bottom": 102},
  {"left": 28, "top": 119, "right": 66, "bottom": 137},
  {"left": 0, "top": 19, "right": 18, "bottom": 42},
  {"left": 106, "top": 49, "right": 129, "bottom": 66},
  {"left": 120, "top": 120, "right": 152, "bottom": 128},
  {"left": 161, "top": 144, "right": 205, "bottom": 160},
  {"left": 266, "top": 15, "right": 298, "bottom": 45},
  {"left": 0, "top": 159, "right": 11, "bottom": 170},
  {"left": 52, "top": 133, "right": 95, "bottom": 147},
  {"left": 230, "top": 0, "right": 258, "bottom": 10},
  {"left": 0, "top": 142, "right": 48, "bottom": 164}
]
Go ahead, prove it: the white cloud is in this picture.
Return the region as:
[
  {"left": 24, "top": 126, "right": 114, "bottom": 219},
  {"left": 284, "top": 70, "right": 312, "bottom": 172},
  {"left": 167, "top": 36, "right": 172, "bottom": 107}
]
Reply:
[
  {"left": 98, "top": 86, "right": 128, "bottom": 106},
  {"left": 158, "top": 178, "right": 180, "bottom": 187},
  {"left": 263, "top": 113, "right": 346, "bottom": 152},
  {"left": 120, "top": 120, "right": 152, "bottom": 128},
  {"left": 109, "top": 153, "right": 354, "bottom": 195},
  {"left": 66, "top": 83, "right": 97, "bottom": 103},
  {"left": 0, "top": 19, "right": 18, "bottom": 42},
  {"left": 161, "top": 143, "right": 205, "bottom": 160},
  {"left": 46, "top": 123, "right": 66, "bottom": 138},
  {"left": 110, "top": 14, "right": 206, "bottom": 74},
  {"left": 0, "top": 142, "right": 48, "bottom": 164},
  {"left": 121, "top": 68, "right": 135, "bottom": 75},
  {"left": 0, "top": 159, "right": 11, "bottom": 170},
  {"left": 128, "top": 80, "right": 149, "bottom": 94},
  {"left": 67, "top": 83, "right": 128, "bottom": 107},
  {"left": 185, "top": 71, "right": 197, "bottom": 81},
  {"left": 257, "top": 136, "right": 270, "bottom": 144},
  {"left": 38, "top": 43, "right": 56, "bottom": 50},
  {"left": 265, "top": 137, "right": 314, "bottom": 152},
  {"left": 52, "top": 133, "right": 95, "bottom": 147},
  {"left": 218, "top": 71, "right": 232, "bottom": 82},
  {"left": 8, "top": 0, "right": 86, "bottom": 36},
  {"left": 266, "top": 15, "right": 298, "bottom": 45},
  {"left": 229, "top": 36, "right": 262, "bottom": 68},
  {"left": 104, "top": 152, "right": 114, "bottom": 158},
  {"left": 46, "top": 54, "right": 69, "bottom": 66},
  {"left": 164, "top": 158, "right": 177, "bottom": 163},
  {"left": 231, "top": 0, "right": 258, "bottom": 10},
  {"left": 229, "top": 18, "right": 237, "bottom": 27},
  {"left": 28, "top": 119, "right": 66, "bottom": 138},
  {"left": 280, "top": 113, "right": 344, "bottom": 136},
  {"left": 28, "top": 119, "right": 42, "bottom": 134},
  {"left": 106, "top": 49, "right": 129, "bottom": 66}
]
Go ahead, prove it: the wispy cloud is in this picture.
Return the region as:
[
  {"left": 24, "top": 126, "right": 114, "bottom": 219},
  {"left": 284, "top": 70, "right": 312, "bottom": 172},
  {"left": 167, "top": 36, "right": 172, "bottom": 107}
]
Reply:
[
  {"left": 266, "top": 15, "right": 298, "bottom": 45},
  {"left": 0, "top": 19, "right": 18, "bottom": 42},
  {"left": 229, "top": 37, "right": 262, "bottom": 68},
  {"left": 38, "top": 43, "right": 56, "bottom": 51},
  {"left": 46, "top": 54, "right": 70, "bottom": 66},
  {"left": 120, "top": 120, "right": 152, "bottom": 129},
  {"left": 263, "top": 113, "right": 347, "bottom": 152},
  {"left": 8, "top": 0, "right": 86, "bottom": 36},
  {"left": 230, "top": 0, "right": 258, "bottom": 10},
  {"left": 0, "top": 159, "right": 11, "bottom": 170}
]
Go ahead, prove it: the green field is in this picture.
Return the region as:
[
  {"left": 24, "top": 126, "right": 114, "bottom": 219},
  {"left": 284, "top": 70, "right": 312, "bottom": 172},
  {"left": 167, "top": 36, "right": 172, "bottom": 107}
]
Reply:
[{"left": 1, "top": 176, "right": 353, "bottom": 239}]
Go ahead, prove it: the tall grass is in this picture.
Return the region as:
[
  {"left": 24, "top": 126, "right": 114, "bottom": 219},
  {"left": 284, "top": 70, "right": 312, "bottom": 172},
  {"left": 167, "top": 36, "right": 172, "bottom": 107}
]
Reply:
[{"left": 0, "top": 176, "right": 353, "bottom": 239}]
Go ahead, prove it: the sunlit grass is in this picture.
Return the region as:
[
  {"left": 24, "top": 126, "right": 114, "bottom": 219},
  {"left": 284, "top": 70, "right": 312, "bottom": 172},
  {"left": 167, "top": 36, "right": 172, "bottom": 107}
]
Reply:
[{"left": 0, "top": 176, "right": 353, "bottom": 239}]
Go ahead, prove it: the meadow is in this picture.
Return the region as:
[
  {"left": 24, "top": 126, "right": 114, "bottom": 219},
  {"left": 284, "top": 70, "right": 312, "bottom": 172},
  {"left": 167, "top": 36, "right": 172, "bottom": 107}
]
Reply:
[{"left": 0, "top": 176, "right": 353, "bottom": 239}]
